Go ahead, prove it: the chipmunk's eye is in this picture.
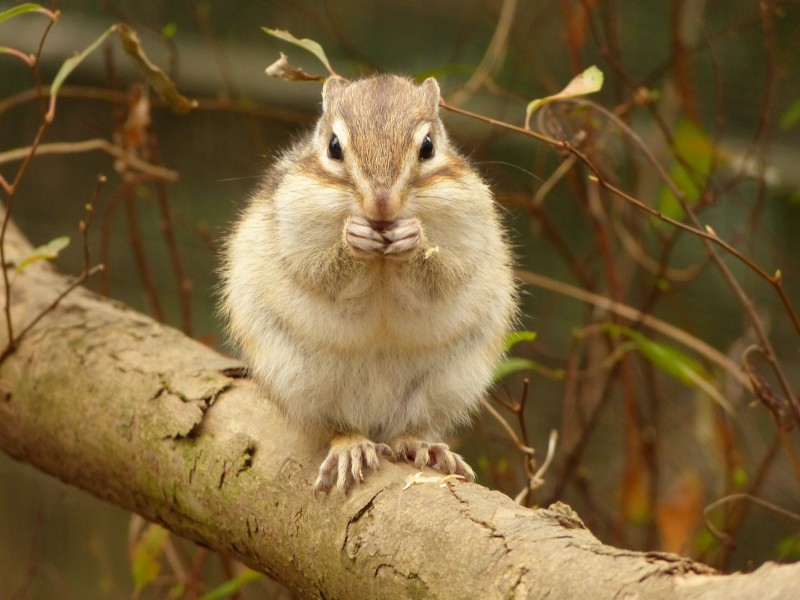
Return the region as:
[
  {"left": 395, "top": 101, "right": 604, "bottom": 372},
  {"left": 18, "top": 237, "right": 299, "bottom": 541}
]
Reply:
[
  {"left": 419, "top": 134, "right": 434, "bottom": 160},
  {"left": 328, "top": 134, "right": 344, "bottom": 161}
]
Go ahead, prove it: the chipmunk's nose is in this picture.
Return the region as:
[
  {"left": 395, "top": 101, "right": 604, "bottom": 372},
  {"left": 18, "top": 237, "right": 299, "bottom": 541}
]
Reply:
[
  {"left": 367, "top": 219, "right": 393, "bottom": 232},
  {"left": 364, "top": 187, "right": 401, "bottom": 222}
]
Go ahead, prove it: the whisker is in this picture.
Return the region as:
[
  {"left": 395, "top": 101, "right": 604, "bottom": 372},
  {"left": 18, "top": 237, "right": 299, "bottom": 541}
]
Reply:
[
  {"left": 216, "top": 175, "right": 262, "bottom": 183},
  {"left": 476, "top": 160, "right": 543, "bottom": 183}
]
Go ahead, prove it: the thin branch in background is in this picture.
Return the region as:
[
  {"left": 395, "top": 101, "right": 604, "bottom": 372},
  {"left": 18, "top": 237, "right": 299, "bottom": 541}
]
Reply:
[
  {"left": 560, "top": 99, "right": 800, "bottom": 423},
  {"left": 0, "top": 0, "right": 796, "bottom": 579},
  {"left": 187, "top": 0, "right": 268, "bottom": 155},
  {"left": 444, "top": 94, "right": 800, "bottom": 349},
  {"left": 10, "top": 490, "right": 67, "bottom": 599},
  {"left": 0, "top": 85, "right": 313, "bottom": 125},
  {"left": 704, "top": 493, "right": 800, "bottom": 550},
  {"left": 548, "top": 348, "right": 618, "bottom": 506},
  {"left": 515, "top": 269, "right": 751, "bottom": 388},
  {"left": 106, "top": 81, "right": 185, "bottom": 327},
  {"left": 0, "top": 139, "right": 179, "bottom": 182},
  {"left": 150, "top": 152, "right": 193, "bottom": 336},
  {"left": 99, "top": 186, "right": 125, "bottom": 296},
  {"left": 484, "top": 395, "right": 535, "bottom": 455},
  {"left": 486, "top": 377, "right": 559, "bottom": 507},
  {"left": 0, "top": 173, "right": 107, "bottom": 363},
  {"left": 79, "top": 174, "right": 106, "bottom": 277},
  {"left": 448, "top": 85, "right": 800, "bottom": 440},
  {"left": 1, "top": 9, "right": 59, "bottom": 357},
  {"left": 121, "top": 183, "right": 165, "bottom": 322},
  {"left": 186, "top": 546, "right": 210, "bottom": 595},
  {"left": 558, "top": 0, "right": 586, "bottom": 73},
  {"left": 450, "top": 0, "right": 518, "bottom": 103},
  {"left": 698, "top": 427, "right": 783, "bottom": 569}
]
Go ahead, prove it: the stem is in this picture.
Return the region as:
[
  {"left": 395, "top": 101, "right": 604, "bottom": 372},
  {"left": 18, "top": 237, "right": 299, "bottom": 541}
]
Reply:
[{"left": 442, "top": 94, "right": 799, "bottom": 420}]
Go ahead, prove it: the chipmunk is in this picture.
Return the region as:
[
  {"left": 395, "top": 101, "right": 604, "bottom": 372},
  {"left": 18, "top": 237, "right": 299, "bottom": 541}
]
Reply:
[{"left": 220, "top": 74, "right": 517, "bottom": 493}]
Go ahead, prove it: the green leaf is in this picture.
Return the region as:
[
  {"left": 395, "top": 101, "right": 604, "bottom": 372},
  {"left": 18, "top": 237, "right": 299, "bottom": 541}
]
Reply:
[
  {"left": 115, "top": 24, "right": 197, "bottom": 113},
  {"left": 493, "top": 356, "right": 565, "bottom": 382},
  {"left": 0, "top": 3, "right": 45, "bottom": 23},
  {"left": 777, "top": 535, "right": 800, "bottom": 560},
  {"left": 504, "top": 330, "right": 537, "bottom": 352},
  {"left": 525, "top": 65, "right": 604, "bottom": 126},
  {"left": 47, "top": 23, "right": 196, "bottom": 122},
  {"left": 199, "top": 569, "right": 261, "bottom": 600},
  {"left": 47, "top": 26, "right": 116, "bottom": 122},
  {"left": 131, "top": 523, "right": 169, "bottom": 590},
  {"left": 413, "top": 64, "right": 474, "bottom": 81},
  {"left": 731, "top": 467, "right": 748, "bottom": 489},
  {"left": 657, "top": 119, "right": 713, "bottom": 221},
  {"left": 161, "top": 22, "right": 178, "bottom": 40},
  {"left": 493, "top": 357, "right": 541, "bottom": 382},
  {"left": 602, "top": 323, "right": 733, "bottom": 413},
  {"left": 693, "top": 527, "right": 717, "bottom": 554},
  {"left": 779, "top": 98, "right": 800, "bottom": 130},
  {"left": 16, "top": 236, "right": 69, "bottom": 271},
  {"left": 262, "top": 27, "right": 333, "bottom": 75}
]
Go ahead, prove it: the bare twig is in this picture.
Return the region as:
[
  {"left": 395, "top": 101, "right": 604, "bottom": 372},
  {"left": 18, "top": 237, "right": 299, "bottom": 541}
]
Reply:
[
  {"left": 0, "top": 139, "right": 179, "bottom": 182},
  {"left": 515, "top": 268, "right": 750, "bottom": 389},
  {"left": 0, "top": 173, "right": 106, "bottom": 364},
  {"left": 450, "top": 0, "right": 518, "bottom": 103},
  {"left": 0, "top": 85, "right": 313, "bottom": 124},
  {"left": 121, "top": 183, "right": 165, "bottom": 322},
  {"left": 0, "top": 9, "right": 60, "bottom": 358},
  {"left": 483, "top": 397, "right": 535, "bottom": 455},
  {"left": 704, "top": 493, "right": 800, "bottom": 550},
  {"left": 443, "top": 93, "right": 799, "bottom": 425}
]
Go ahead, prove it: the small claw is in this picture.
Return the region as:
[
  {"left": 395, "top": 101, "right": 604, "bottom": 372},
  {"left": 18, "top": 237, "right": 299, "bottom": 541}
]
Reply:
[
  {"left": 376, "top": 443, "right": 394, "bottom": 461},
  {"left": 312, "top": 451, "right": 338, "bottom": 495},
  {"left": 350, "top": 445, "right": 365, "bottom": 483},
  {"left": 449, "top": 452, "right": 476, "bottom": 482},
  {"left": 393, "top": 438, "right": 475, "bottom": 482},
  {"left": 430, "top": 445, "right": 457, "bottom": 473},
  {"left": 413, "top": 443, "right": 431, "bottom": 470},
  {"left": 314, "top": 435, "right": 390, "bottom": 494},
  {"left": 337, "top": 451, "right": 352, "bottom": 493}
]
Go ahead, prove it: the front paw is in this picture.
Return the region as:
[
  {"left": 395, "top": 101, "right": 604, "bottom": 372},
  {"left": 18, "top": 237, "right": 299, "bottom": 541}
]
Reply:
[
  {"left": 345, "top": 216, "right": 386, "bottom": 257},
  {"left": 381, "top": 218, "right": 422, "bottom": 260},
  {"left": 393, "top": 438, "right": 476, "bottom": 482},
  {"left": 344, "top": 216, "right": 423, "bottom": 260},
  {"left": 313, "top": 433, "right": 393, "bottom": 494}
]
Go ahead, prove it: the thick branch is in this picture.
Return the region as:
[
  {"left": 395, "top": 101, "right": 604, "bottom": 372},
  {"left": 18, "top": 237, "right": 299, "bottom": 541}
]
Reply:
[{"left": 0, "top": 217, "right": 797, "bottom": 599}]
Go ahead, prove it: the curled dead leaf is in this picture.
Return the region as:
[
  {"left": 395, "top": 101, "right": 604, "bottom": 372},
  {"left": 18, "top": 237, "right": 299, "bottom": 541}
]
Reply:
[
  {"left": 115, "top": 24, "right": 197, "bottom": 114},
  {"left": 265, "top": 52, "right": 324, "bottom": 82}
]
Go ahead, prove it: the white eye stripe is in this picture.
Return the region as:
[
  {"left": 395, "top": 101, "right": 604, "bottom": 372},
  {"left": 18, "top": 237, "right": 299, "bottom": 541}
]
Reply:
[
  {"left": 412, "top": 123, "right": 432, "bottom": 146},
  {"left": 331, "top": 119, "right": 349, "bottom": 147}
]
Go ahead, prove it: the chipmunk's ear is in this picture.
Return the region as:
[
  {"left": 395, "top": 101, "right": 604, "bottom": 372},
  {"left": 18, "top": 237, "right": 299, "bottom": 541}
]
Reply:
[
  {"left": 420, "top": 77, "right": 441, "bottom": 113},
  {"left": 322, "top": 76, "right": 348, "bottom": 112}
]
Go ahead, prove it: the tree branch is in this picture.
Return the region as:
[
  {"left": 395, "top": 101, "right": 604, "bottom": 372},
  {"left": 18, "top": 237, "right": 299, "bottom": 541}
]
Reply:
[{"left": 0, "top": 215, "right": 797, "bottom": 599}]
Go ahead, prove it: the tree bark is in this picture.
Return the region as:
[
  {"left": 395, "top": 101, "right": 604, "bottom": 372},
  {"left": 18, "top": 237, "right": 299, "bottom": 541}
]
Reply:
[{"left": 0, "top": 217, "right": 797, "bottom": 599}]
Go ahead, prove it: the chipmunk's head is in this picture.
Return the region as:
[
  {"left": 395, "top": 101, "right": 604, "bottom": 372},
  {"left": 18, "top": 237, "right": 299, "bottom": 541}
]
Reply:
[{"left": 315, "top": 75, "right": 449, "bottom": 223}]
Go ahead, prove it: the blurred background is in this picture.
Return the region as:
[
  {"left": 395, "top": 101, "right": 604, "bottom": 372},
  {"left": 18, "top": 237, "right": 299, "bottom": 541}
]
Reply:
[{"left": 1, "top": 0, "right": 799, "bottom": 597}]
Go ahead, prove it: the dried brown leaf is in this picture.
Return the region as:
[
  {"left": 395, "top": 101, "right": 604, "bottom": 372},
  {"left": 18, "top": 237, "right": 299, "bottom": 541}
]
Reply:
[
  {"left": 265, "top": 52, "right": 324, "bottom": 82},
  {"left": 115, "top": 24, "right": 197, "bottom": 114}
]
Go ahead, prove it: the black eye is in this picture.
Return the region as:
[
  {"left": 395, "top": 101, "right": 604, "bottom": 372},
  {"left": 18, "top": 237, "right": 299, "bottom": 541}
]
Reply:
[
  {"left": 419, "top": 134, "right": 434, "bottom": 160},
  {"left": 328, "top": 134, "right": 343, "bottom": 160}
]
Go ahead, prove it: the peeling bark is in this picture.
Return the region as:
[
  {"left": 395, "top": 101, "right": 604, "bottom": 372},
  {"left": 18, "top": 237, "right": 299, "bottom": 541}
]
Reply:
[{"left": 0, "top": 217, "right": 798, "bottom": 599}]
